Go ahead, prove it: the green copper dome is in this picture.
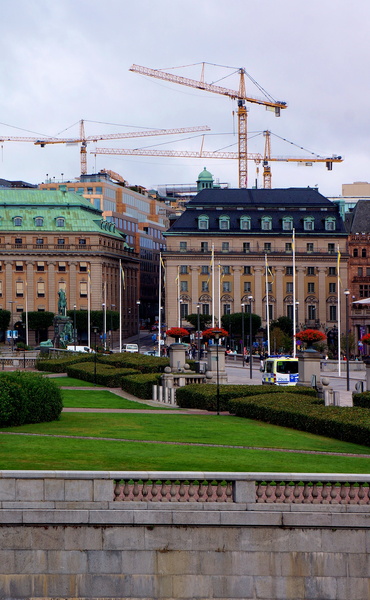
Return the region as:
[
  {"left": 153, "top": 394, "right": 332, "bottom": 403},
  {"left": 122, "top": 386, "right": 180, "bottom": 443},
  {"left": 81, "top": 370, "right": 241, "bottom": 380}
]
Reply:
[{"left": 197, "top": 167, "right": 213, "bottom": 181}]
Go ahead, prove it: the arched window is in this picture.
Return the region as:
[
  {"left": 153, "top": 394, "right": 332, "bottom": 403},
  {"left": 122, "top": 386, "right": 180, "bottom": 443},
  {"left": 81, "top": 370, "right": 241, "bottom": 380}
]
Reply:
[
  {"left": 198, "top": 215, "right": 209, "bottom": 230},
  {"left": 240, "top": 216, "right": 251, "bottom": 230},
  {"left": 56, "top": 217, "right": 65, "bottom": 227},
  {"left": 261, "top": 216, "right": 272, "bottom": 231},
  {"left": 303, "top": 217, "right": 315, "bottom": 231},
  {"left": 282, "top": 217, "right": 293, "bottom": 231},
  {"left": 34, "top": 217, "right": 44, "bottom": 227},
  {"left": 13, "top": 216, "right": 22, "bottom": 226},
  {"left": 325, "top": 217, "right": 336, "bottom": 231},
  {"left": 219, "top": 216, "right": 230, "bottom": 230}
]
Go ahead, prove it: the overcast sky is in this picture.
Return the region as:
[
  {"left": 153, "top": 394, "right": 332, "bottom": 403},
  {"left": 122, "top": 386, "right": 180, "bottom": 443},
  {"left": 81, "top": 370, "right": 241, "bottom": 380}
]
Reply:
[{"left": 0, "top": 0, "right": 369, "bottom": 197}]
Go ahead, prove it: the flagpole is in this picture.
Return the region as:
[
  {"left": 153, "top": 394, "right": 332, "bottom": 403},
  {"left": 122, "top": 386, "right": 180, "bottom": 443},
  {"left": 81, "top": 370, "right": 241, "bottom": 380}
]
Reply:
[
  {"left": 265, "top": 254, "right": 271, "bottom": 356},
  {"left": 25, "top": 280, "right": 29, "bottom": 347},
  {"left": 119, "top": 259, "right": 122, "bottom": 352},
  {"left": 158, "top": 253, "right": 163, "bottom": 356},
  {"left": 87, "top": 265, "right": 91, "bottom": 350},
  {"left": 211, "top": 244, "right": 215, "bottom": 327},
  {"left": 218, "top": 263, "right": 221, "bottom": 327},
  {"left": 292, "top": 229, "right": 296, "bottom": 358},
  {"left": 337, "top": 245, "right": 341, "bottom": 376},
  {"left": 177, "top": 266, "right": 181, "bottom": 327}
]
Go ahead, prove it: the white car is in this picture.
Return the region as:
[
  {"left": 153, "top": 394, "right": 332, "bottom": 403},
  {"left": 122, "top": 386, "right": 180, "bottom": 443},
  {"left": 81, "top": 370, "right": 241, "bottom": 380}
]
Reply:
[{"left": 122, "top": 343, "right": 139, "bottom": 353}]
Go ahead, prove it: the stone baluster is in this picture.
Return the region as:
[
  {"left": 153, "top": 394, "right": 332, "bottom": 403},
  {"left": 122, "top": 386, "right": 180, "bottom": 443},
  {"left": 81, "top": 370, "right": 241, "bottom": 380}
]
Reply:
[
  {"left": 123, "top": 480, "right": 131, "bottom": 500},
  {"left": 113, "top": 480, "right": 121, "bottom": 501},
  {"left": 179, "top": 481, "right": 186, "bottom": 501},
  {"left": 151, "top": 481, "right": 159, "bottom": 501},
  {"left": 206, "top": 482, "right": 213, "bottom": 502},
  {"left": 312, "top": 483, "right": 320, "bottom": 503},
  {"left": 188, "top": 481, "right": 196, "bottom": 502},
  {"left": 265, "top": 482, "right": 274, "bottom": 503},
  {"left": 170, "top": 482, "right": 177, "bottom": 502},
  {"left": 275, "top": 483, "right": 284, "bottom": 503},
  {"left": 283, "top": 483, "right": 292, "bottom": 503},
  {"left": 339, "top": 484, "right": 348, "bottom": 504},
  {"left": 321, "top": 482, "right": 330, "bottom": 504},
  {"left": 216, "top": 482, "right": 224, "bottom": 502},
  {"left": 358, "top": 483, "right": 366, "bottom": 505},
  {"left": 330, "top": 483, "right": 338, "bottom": 504},
  {"left": 133, "top": 480, "right": 140, "bottom": 500},
  {"left": 142, "top": 481, "right": 149, "bottom": 500},
  {"left": 349, "top": 483, "right": 357, "bottom": 504},
  {"left": 225, "top": 482, "right": 233, "bottom": 502},
  {"left": 256, "top": 482, "right": 264, "bottom": 503},
  {"left": 293, "top": 483, "right": 301, "bottom": 503}
]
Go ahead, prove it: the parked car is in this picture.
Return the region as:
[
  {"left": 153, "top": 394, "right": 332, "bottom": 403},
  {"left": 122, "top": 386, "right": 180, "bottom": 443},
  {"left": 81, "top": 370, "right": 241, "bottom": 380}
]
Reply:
[
  {"left": 122, "top": 343, "right": 139, "bottom": 353},
  {"left": 144, "top": 350, "right": 159, "bottom": 356}
]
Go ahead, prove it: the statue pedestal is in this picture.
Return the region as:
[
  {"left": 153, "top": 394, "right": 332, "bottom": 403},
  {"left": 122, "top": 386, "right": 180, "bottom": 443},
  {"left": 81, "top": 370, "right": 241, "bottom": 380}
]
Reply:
[
  {"left": 168, "top": 343, "right": 187, "bottom": 371},
  {"left": 53, "top": 315, "right": 74, "bottom": 348},
  {"left": 206, "top": 344, "right": 228, "bottom": 384},
  {"left": 298, "top": 348, "right": 321, "bottom": 386}
]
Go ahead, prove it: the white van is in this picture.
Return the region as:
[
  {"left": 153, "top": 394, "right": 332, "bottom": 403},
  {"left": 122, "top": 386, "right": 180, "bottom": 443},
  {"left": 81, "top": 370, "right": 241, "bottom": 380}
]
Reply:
[
  {"left": 262, "top": 357, "right": 299, "bottom": 386},
  {"left": 67, "top": 345, "right": 94, "bottom": 353},
  {"left": 122, "top": 343, "right": 139, "bottom": 353}
]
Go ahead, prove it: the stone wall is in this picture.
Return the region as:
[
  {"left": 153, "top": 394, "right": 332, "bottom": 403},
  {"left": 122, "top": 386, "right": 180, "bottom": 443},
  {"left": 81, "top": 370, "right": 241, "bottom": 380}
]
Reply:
[{"left": 1, "top": 471, "right": 369, "bottom": 600}]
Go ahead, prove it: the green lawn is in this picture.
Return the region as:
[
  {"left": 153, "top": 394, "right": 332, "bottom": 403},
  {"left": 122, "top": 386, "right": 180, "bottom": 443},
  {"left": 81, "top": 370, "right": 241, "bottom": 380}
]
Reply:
[
  {"left": 49, "top": 377, "right": 95, "bottom": 387},
  {"left": 62, "top": 389, "right": 168, "bottom": 410},
  {"left": 1, "top": 409, "right": 370, "bottom": 472}
]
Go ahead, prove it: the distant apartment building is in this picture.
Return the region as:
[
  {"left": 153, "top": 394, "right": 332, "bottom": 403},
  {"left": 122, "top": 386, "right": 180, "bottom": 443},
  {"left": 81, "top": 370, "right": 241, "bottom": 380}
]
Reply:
[{"left": 39, "top": 171, "right": 173, "bottom": 324}]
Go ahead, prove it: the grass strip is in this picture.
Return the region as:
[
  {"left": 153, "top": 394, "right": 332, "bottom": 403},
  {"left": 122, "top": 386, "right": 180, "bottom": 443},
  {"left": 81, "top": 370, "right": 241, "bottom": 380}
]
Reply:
[{"left": 61, "top": 390, "right": 168, "bottom": 410}]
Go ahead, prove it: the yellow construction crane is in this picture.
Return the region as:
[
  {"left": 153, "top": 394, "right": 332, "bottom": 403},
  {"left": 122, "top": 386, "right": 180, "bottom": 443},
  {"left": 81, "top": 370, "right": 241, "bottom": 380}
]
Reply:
[
  {"left": 260, "top": 130, "right": 343, "bottom": 188},
  {"left": 130, "top": 63, "right": 287, "bottom": 188},
  {"left": 0, "top": 120, "right": 210, "bottom": 175}
]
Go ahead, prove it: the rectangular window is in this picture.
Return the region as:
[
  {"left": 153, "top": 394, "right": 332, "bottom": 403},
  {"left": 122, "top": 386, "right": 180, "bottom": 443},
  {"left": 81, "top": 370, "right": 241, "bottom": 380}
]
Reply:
[
  {"left": 287, "top": 304, "right": 293, "bottom": 320},
  {"left": 179, "top": 265, "right": 188, "bottom": 274},
  {"left": 223, "top": 281, "right": 231, "bottom": 292},
  {"left": 328, "top": 243, "right": 335, "bottom": 254},
  {"left": 201, "top": 281, "right": 209, "bottom": 292},
  {"left": 264, "top": 243, "right": 271, "bottom": 252},
  {"left": 329, "top": 283, "right": 336, "bottom": 293},
  {"left": 244, "top": 266, "right": 251, "bottom": 275},
  {"left": 15, "top": 238, "right": 22, "bottom": 246},
  {"left": 308, "top": 305, "right": 316, "bottom": 320},
  {"left": 223, "top": 304, "right": 231, "bottom": 315},
  {"left": 307, "top": 267, "right": 315, "bottom": 276},
  {"left": 307, "top": 243, "right": 314, "bottom": 252},
  {"left": 267, "top": 282, "right": 272, "bottom": 292},
  {"left": 202, "top": 304, "right": 209, "bottom": 315},
  {"left": 367, "top": 268, "right": 370, "bottom": 277},
  {"left": 285, "top": 242, "right": 292, "bottom": 252},
  {"left": 80, "top": 282, "right": 88, "bottom": 298},
  {"left": 329, "top": 267, "right": 337, "bottom": 276},
  {"left": 79, "top": 262, "right": 88, "bottom": 272},
  {"left": 58, "top": 238, "right": 65, "bottom": 245},
  {"left": 58, "top": 262, "right": 66, "bottom": 272},
  {"left": 329, "top": 305, "right": 337, "bottom": 321},
  {"left": 358, "top": 267, "right": 363, "bottom": 276},
  {"left": 286, "top": 282, "right": 293, "bottom": 293},
  {"left": 221, "top": 242, "right": 229, "bottom": 252},
  {"left": 36, "top": 282, "right": 45, "bottom": 297},
  {"left": 360, "top": 285, "right": 370, "bottom": 298},
  {"left": 16, "top": 281, "right": 24, "bottom": 297},
  {"left": 201, "top": 266, "right": 209, "bottom": 275},
  {"left": 180, "top": 281, "right": 188, "bottom": 292},
  {"left": 200, "top": 242, "right": 208, "bottom": 253},
  {"left": 223, "top": 266, "right": 230, "bottom": 275},
  {"left": 308, "top": 282, "right": 315, "bottom": 293},
  {"left": 36, "top": 238, "right": 44, "bottom": 245},
  {"left": 0, "top": 280, "right": 2, "bottom": 296},
  {"left": 243, "top": 242, "right": 250, "bottom": 253},
  {"left": 244, "top": 281, "right": 251, "bottom": 292},
  {"left": 362, "top": 248, "right": 367, "bottom": 258},
  {"left": 37, "top": 262, "right": 45, "bottom": 272},
  {"left": 180, "top": 303, "right": 188, "bottom": 319},
  {"left": 286, "top": 266, "right": 293, "bottom": 275},
  {"left": 79, "top": 238, "right": 87, "bottom": 245},
  {"left": 180, "top": 241, "right": 187, "bottom": 252},
  {"left": 15, "top": 262, "right": 23, "bottom": 272}
]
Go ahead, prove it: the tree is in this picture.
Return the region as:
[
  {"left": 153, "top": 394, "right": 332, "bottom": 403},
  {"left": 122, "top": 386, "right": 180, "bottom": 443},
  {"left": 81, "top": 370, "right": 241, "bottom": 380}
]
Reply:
[
  {"left": 66, "top": 310, "right": 119, "bottom": 334},
  {"left": 270, "top": 327, "right": 292, "bottom": 354},
  {"left": 221, "top": 312, "right": 261, "bottom": 341},
  {"left": 23, "top": 311, "right": 54, "bottom": 344},
  {"left": 185, "top": 313, "right": 213, "bottom": 330},
  {"left": 270, "top": 316, "right": 293, "bottom": 337}
]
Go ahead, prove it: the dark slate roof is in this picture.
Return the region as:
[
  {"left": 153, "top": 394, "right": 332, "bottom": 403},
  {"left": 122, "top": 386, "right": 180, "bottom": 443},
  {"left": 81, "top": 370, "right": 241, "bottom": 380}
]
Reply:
[
  {"left": 346, "top": 199, "right": 370, "bottom": 233},
  {"left": 166, "top": 187, "right": 346, "bottom": 235}
]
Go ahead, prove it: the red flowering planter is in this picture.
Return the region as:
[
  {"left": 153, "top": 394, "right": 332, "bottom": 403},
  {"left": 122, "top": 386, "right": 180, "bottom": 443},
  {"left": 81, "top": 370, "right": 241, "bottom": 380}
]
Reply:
[
  {"left": 361, "top": 333, "right": 370, "bottom": 345},
  {"left": 296, "top": 329, "right": 326, "bottom": 348},
  {"left": 165, "top": 327, "right": 189, "bottom": 343},
  {"left": 202, "top": 327, "right": 229, "bottom": 340}
]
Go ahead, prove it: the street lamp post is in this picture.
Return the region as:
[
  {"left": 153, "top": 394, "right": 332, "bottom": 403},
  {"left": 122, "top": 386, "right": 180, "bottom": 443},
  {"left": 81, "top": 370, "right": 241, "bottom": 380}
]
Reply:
[
  {"left": 102, "top": 303, "right": 107, "bottom": 351},
  {"left": 215, "top": 331, "right": 220, "bottom": 415},
  {"left": 136, "top": 300, "right": 141, "bottom": 353},
  {"left": 248, "top": 295, "right": 253, "bottom": 379},
  {"left": 196, "top": 303, "right": 201, "bottom": 361},
  {"left": 241, "top": 303, "right": 245, "bottom": 367},
  {"left": 92, "top": 326, "right": 98, "bottom": 386},
  {"left": 344, "top": 289, "right": 350, "bottom": 391},
  {"left": 179, "top": 299, "right": 183, "bottom": 329},
  {"left": 73, "top": 304, "right": 77, "bottom": 351}
]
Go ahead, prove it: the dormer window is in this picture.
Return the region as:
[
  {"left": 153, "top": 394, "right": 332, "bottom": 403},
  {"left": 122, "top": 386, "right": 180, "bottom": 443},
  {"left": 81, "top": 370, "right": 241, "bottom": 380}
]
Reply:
[
  {"left": 261, "top": 216, "right": 272, "bottom": 231},
  {"left": 325, "top": 217, "right": 336, "bottom": 231},
  {"left": 56, "top": 217, "right": 65, "bottom": 227},
  {"left": 34, "top": 217, "right": 44, "bottom": 227},
  {"left": 219, "top": 216, "right": 230, "bottom": 230},
  {"left": 13, "top": 217, "right": 22, "bottom": 227},
  {"left": 198, "top": 215, "right": 209, "bottom": 230},
  {"left": 282, "top": 217, "right": 293, "bottom": 231},
  {"left": 304, "top": 217, "right": 314, "bottom": 231},
  {"left": 240, "top": 216, "right": 251, "bottom": 230}
]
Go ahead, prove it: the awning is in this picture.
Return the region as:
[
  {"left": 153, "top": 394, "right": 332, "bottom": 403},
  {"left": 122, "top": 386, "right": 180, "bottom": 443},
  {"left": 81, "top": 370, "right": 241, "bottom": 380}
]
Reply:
[{"left": 353, "top": 298, "right": 370, "bottom": 304}]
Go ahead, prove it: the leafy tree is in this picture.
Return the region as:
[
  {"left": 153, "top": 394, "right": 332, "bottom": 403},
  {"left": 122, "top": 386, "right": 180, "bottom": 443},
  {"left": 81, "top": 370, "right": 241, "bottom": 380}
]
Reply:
[
  {"left": 221, "top": 312, "right": 262, "bottom": 341},
  {"left": 66, "top": 310, "right": 119, "bottom": 333},
  {"left": 0, "top": 310, "right": 11, "bottom": 338},
  {"left": 185, "top": 313, "right": 213, "bottom": 330},
  {"left": 22, "top": 311, "right": 54, "bottom": 344},
  {"left": 270, "top": 327, "right": 292, "bottom": 354},
  {"left": 270, "top": 316, "right": 293, "bottom": 337}
]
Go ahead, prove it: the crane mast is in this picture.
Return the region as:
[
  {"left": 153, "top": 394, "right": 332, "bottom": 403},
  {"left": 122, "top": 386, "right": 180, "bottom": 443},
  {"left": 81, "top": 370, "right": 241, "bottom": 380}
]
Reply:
[{"left": 130, "top": 63, "right": 287, "bottom": 187}]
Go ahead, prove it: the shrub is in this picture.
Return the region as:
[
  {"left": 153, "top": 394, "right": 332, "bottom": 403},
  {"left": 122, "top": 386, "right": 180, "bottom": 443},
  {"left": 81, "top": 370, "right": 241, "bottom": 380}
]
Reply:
[
  {"left": 353, "top": 392, "right": 370, "bottom": 409},
  {"left": 66, "top": 362, "right": 139, "bottom": 387},
  {"left": 0, "top": 372, "right": 62, "bottom": 427},
  {"left": 36, "top": 354, "right": 92, "bottom": 373},
  {"left": 97, "top": 352, "right": 170, "bottom": 374},
  {"left": 175, "top": 384, "right": 316, "bottom": 412},
  {"left": 121, "top": 373, "right": 162, "bottom": 399},
  {"left": 228, "top": 393, "right": 370, "bottom": 446}
]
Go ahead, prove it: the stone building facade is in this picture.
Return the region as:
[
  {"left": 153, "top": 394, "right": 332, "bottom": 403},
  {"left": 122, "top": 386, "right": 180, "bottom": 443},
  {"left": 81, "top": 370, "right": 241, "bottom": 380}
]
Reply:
[{"left": 163, "top": 187, "right": 348, "bottom": 333}]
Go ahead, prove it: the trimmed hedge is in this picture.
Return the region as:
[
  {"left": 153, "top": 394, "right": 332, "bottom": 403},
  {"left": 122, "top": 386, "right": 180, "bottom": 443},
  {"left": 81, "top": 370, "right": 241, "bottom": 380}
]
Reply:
[
  {"left": 0, "top": 372, "right": 63, "bottom": 427},
  {"left": 97, "top": 352, "right": 170, "bottom": 374},
  {"left": 228, "top": 393, "right": 370, "bottom": 447},
  {"left": 36, "top": 354, "right": 93, "bottom": 373},
  {"left": 121, "top": 373, "right": 162, "bottom": 399},
  {"left": 66, "top": 362, "right": 139, "bottom": 387},
  {"left": 353, "top": 392, "right": 370, "bottom": 409},
  {"left": 176, "top": 384, "right": 316, "bottom": 412}
]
